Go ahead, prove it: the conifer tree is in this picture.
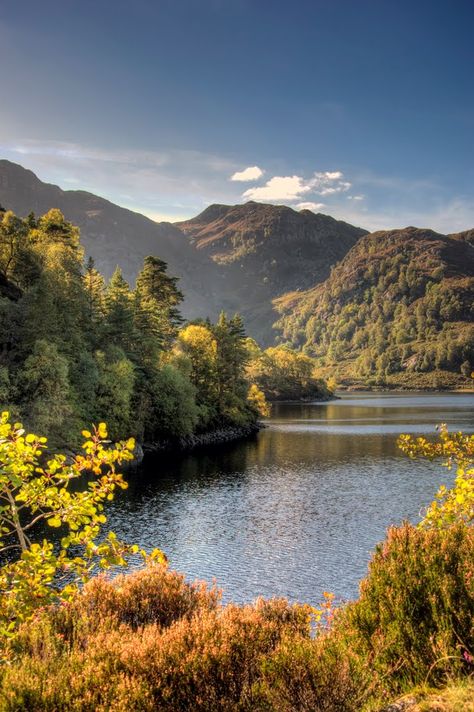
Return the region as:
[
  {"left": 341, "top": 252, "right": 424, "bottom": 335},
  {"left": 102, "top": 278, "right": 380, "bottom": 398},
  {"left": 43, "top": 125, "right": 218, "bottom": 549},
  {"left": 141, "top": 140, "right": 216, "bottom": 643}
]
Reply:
[
  {"left": 83, "top": 256, "right": 106, "bottom": 346},
  {"left": 134, "top": 256, "right": 183, "bottom": 353},
  {"left": 104, "top": 268, "right": 134, "bottom": 353}
]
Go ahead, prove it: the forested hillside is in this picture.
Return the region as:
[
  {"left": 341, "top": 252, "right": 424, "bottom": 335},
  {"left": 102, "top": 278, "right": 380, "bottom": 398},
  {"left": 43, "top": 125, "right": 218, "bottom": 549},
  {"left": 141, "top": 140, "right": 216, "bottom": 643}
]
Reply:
[
  {"left": 275, "top": 227, "right": 474, "bottom": 388},
  {"left": 0, "top": 207, "right": 265, "bottom": 447}
]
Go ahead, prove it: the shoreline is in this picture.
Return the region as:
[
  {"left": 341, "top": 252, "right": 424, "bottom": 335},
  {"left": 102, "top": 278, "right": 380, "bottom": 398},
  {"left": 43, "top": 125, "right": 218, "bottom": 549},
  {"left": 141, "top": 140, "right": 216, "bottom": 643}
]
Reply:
[
  {"left": 139, "top": 421, "right": 263, "bottom": 463},
  {"left": 339, "top": 385, "right": 474, "bottom": 393}
]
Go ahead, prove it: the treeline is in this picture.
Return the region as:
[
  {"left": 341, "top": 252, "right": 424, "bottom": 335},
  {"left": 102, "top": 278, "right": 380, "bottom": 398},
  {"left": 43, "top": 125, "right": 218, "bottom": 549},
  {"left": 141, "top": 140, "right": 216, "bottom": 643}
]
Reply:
[{"left": 0, "top": 207, "right": 265, "bottom": 446}]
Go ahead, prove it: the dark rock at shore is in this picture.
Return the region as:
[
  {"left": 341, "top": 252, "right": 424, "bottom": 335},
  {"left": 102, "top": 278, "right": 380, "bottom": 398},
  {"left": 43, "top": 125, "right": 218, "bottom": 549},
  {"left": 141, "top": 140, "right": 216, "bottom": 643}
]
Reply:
[{"left": 141, "top": 422, "right": 262, "bottom": 459}]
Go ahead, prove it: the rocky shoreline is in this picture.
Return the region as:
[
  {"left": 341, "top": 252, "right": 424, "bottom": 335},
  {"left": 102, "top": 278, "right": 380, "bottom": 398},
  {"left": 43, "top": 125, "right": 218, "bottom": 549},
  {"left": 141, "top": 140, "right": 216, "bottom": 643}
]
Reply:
[{"left": 136, "top": 422, "right": 262, "bottom": 463}]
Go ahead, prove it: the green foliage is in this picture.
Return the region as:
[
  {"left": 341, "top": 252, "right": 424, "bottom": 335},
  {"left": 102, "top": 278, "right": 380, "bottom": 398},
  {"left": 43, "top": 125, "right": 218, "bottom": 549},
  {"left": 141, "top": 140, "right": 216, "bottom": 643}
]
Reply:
[
  {"left": 399, "top": 426, "right": 474, "bottom": 527},
  {"left": 343, "top": 523, "right": 474, "bottom": 695},
  {"left": 0, "top": 208, "right": 262, "bottom": 446},
  {"left": 247, "top": 343, "right": 332, "bottom": 401},
  {"left": 134, "top": 255, "right": 183, "bottom": 354},
  {"left": 0, "top": 414, "right": 166, "bottom": 651},
  {"left": 174, "top": 315, "right": 257, "bottom": 429},
  {"left": 18, "top": 339, "right": 71, "bottom": 440},
  {"left": 104, "top": 267, "right": 135, "bottom": 353},
  {"left": 275, "top": 228, "right": 474, "bottom": 387},
  {"left": 142, "top": 365, "right": 199, "bottom": 440},
  {"left": 95, "top": 348, "right": 136, "bottom": 441}
]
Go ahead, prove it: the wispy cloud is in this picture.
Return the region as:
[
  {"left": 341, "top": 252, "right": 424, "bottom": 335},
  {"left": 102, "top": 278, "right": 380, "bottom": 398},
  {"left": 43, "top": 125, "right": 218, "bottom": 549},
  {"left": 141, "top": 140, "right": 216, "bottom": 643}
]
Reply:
[
  {"left": 230, "top": 165, "right": 264, "bottom": 181},
  {"left": 296, "top": 201, "right": 325, "bottom": 211},
  {"left": 0, "top": 139, "right": 242, "bottom": 220},
  {"left": 1, "top": 139, "right": 472, "bottom": 232},
  {"left": 326, "top": 197, "right": 474, "bottom": 234}
]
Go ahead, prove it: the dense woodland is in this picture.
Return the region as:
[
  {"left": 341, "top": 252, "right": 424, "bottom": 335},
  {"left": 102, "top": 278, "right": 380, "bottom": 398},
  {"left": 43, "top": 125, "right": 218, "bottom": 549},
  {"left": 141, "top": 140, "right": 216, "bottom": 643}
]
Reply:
[
  {"left": 275, "top": 227, "right": 474, "bottom": 388},
  {"left": 0, "top": 207, "right": 269, "bottom": 447},
  {"left": 0, "top": 207, "right": 334, "bottom": 448}
]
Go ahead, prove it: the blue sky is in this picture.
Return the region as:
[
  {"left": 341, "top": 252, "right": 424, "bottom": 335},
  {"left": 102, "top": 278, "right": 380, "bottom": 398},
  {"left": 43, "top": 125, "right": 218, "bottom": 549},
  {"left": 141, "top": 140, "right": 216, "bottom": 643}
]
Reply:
[{"left": 0, "top": 0, "right": 473, "bottom": 231}]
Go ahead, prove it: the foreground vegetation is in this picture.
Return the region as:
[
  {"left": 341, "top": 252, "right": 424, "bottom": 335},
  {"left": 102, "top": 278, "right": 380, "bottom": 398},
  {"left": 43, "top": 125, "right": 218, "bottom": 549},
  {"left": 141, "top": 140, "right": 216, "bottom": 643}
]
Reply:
[
  {"left": 1, "top": 522, "right": 472, "bottom": 710},
  {"left": 0, "top": 419, "right": 472, "bottom": 710}
]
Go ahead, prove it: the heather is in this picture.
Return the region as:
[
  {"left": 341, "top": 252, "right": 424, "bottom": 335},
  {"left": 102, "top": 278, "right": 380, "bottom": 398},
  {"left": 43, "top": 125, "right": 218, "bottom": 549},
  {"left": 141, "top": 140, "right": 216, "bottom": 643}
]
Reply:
[{"left": 1, "top": 522, "right": 473, "bottom": 711}]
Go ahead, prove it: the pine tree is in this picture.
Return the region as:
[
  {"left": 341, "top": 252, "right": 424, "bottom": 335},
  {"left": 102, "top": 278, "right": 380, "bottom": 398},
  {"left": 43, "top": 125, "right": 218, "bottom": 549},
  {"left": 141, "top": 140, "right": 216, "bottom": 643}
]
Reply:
[
  {"left": 134, "top": 256, "right": 183, "bottom": 352},
  {"left": 104, "top": 268, "right": 134, "bottom": 353},
  {"left": 83, "top": 256, "right": 106, "bottom": 346}
]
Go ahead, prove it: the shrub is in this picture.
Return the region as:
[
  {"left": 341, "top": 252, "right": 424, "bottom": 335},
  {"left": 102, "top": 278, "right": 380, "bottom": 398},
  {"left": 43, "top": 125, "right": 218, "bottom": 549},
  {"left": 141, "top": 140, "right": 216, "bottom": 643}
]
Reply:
[
  {"left": 398, "top": 426, "right": 474, "bottom": 527},
  {"left": 258, "top": 632, "right": 375, "bottom": 712},
  {"left": 1, "top": 570, "right": 309, "bottom": 711},
  {"left": 344, "top": 523, "right": 474, "bottom": 694}
]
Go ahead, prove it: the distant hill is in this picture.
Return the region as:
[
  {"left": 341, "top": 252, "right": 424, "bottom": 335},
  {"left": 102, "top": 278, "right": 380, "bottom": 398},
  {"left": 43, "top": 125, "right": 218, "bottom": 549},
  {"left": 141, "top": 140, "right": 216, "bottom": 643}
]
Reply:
[
  {"left": 274, "top": 227, "right": 474, "bottom": 388},
  {"left": 0, "top": 159, "right": 215, "bottom": 319},
  {"left": 176, "top": 202, "right": 367, "bottom": 341},
  {"left": 0, "top": 161, "right": 366, "bottom": 341}
]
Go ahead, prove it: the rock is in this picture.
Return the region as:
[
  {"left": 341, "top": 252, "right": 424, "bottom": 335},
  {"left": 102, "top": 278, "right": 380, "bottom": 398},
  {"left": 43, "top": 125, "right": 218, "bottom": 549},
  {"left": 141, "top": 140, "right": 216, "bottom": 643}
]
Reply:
[
  {"left": 142, "top": 422, "right": 262, "bottom": 457},
  {"left": 380, "top": 695, "right": 420, "bottom": 711}
]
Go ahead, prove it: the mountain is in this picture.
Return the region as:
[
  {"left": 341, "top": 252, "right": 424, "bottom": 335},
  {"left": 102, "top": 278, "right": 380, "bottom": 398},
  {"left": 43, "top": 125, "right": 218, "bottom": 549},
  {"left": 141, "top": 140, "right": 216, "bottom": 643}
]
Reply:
[
  {"left": 0, "top": 160, "right": 215, "bottom": 319},
  {"left": 0, "top": 161, "right": 367, "bottom": 341},
  {"left": 274, "top": 227, "right": 474, "bottom": 388},
  {"left": 176, "top": 202, "right": 367, "bottom": 341}
]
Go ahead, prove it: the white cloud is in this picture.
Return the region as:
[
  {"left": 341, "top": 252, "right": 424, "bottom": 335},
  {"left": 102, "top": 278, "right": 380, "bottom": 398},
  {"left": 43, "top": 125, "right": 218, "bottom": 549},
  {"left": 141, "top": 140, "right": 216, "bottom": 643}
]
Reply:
[
  {"left": 348, "top": 194, "right": 365, "bottom": 201},
  {"left": 243, "top": 175, "right": 312, "bottom": 201},
  {"left": 230, "top": 165, "right": 264, "bottom": 182},
  {"left": 321, "top": 171, "right": 342, "bottom": 180},
  {"left": 296, "top": 201, "right": 325, "bottom": 212},
  {"left": 241, "top": 169, "right": 351, "bottom": 205}
]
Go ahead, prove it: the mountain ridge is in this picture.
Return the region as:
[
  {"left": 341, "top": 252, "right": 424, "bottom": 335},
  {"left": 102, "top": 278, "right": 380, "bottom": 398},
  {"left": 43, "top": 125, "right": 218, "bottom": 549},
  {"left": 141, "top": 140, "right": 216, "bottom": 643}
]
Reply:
[{"left": 0, "top": 160, "right": 367, "bottom": 341}]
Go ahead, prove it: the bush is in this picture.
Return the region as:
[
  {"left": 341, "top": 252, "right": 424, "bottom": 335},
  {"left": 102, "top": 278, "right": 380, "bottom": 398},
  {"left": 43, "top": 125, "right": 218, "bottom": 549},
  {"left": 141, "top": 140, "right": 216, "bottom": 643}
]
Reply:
[
  {"left": 1, "top": 568, "right": 309, "bottom": 711},
  {"left": 344, "top": 523, "right": 474, "bottom": 694},
  {"left": 258, "top": 632, "right": 374, "bottom": 712}
]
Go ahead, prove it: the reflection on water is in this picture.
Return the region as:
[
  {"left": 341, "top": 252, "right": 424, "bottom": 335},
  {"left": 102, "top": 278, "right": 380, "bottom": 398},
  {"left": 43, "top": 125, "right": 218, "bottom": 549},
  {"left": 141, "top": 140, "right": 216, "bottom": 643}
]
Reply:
[{"left": 107, "top": 392, "right": 474, "bottom": 605}]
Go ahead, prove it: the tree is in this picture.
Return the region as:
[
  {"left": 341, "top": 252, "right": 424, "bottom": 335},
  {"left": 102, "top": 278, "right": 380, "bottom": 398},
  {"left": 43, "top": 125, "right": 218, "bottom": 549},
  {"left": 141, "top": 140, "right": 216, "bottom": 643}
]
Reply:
[
  {"left": 176, "top": 323, "right": 218, "bottom": 426},
  {"left": 0, "top": 413, "right": 165, "bottom": 649},
  {"left": 211, "top": 312, "right": 249, "bottom": 414},
  {"left": 18, "top": 339, "right": 71, "bottom": 439},
  {"left": 399, "top": 425, "right": 474, "bottom": 527},
  {"left": 0, "top": 211, "right": 28, "bottom": 282},
  {"left": 247, "top": 383, "right": 270, "bottom": 417},
  {"left": 134, "top": 256, "right": 183, "bottom": 354},
  {"left": 0, "top": 210, "right": 39, "bottom": 288},
  {"left": 247, "top": 345, "right": 331, "bottom": 401},
  {"left": 143, "top": 365, "right": 199, "bottom": 440},
  {"left": 83, "top": 256, "right": 106, "bottom": 346},
  {"left": 104, "top": 268, "right": 135, "bottom": 353},
  {"left": 95, "top": 348, "right": 135, "bottom": 440}
]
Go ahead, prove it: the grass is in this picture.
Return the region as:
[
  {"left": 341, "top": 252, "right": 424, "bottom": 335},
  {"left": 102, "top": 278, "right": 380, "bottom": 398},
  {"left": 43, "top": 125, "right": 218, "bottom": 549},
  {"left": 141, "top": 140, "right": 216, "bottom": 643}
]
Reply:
[{"left": 415, "top": 681, "right": 474, "bottom": 711}]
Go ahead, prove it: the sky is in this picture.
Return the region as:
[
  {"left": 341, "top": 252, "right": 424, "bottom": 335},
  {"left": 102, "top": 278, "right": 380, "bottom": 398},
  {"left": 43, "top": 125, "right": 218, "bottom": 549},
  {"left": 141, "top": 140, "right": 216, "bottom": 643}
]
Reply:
[{"left": 0, "top": 0, "right": 473, "bottom": 232}]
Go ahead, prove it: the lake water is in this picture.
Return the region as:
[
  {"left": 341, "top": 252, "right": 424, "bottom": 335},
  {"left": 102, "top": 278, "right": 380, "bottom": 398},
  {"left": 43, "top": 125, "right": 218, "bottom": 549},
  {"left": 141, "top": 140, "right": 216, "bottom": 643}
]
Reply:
[{"left": 107, "top": 392, "right": 474, "bottom": 606}]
